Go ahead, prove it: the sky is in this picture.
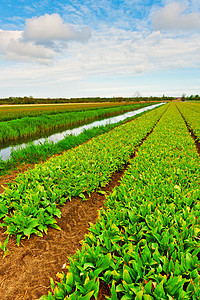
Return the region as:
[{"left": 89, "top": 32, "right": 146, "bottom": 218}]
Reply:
[{"left": 0, "top": 0, "right": 200, "bottom": 98}]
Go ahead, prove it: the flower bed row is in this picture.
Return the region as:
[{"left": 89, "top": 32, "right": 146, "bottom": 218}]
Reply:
[
  {"left": 0, "top": 104, "right": 167, "bottom": 244},
  {"left": 178, "top": 103, "right": 200, "bottom": 114},
  {"left": 40, "top": 103, "right": 200, "bottom": 299},
  {"left": 0, "top": 102, "right": 139, "bottom": 122},
  {"left": 177, "top": 103, "right": 200, "bottom": 142},
  {"left": 0, "top": 103, "right": 151, "bottom": 143}
]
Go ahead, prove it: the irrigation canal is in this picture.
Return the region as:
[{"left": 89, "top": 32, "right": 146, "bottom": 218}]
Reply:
[{"left": 0, "top": 103, "right": 165, "bottom": 161}]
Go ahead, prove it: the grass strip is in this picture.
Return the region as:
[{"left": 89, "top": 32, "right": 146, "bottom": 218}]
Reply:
[
  {"left": 40, "top": 103, "right": 200, "bottom": 299},
  {"left": 0, "top": 103, "right": 151, "bottom": 143},
  {"left": 0, "top": 104, "right": 167, "bottom": 244}
]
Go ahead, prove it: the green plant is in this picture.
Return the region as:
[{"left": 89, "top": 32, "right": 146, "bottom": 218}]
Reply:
[
  {"left": 39, "top": 103, "right": 200, "bottom": 299},
  {"left": 0, "top": 236, "right": 10, "bottom": 258}
]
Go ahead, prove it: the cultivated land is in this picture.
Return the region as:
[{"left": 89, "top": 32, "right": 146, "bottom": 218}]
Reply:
[
  {"left": 0, "top": 103, "right": 199, "bottom": 300},
  {"left": 0, "top": 103, "right": 150, "bottom": 143},
  {"left": 0, "top": 102, "right": 144, "bottom": 122},
  {"left": 0, "top": 102, "right": 153, "bottom": 177}
]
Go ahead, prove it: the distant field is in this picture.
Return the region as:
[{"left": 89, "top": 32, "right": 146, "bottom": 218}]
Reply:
[
  {"left": 0, "top": 102, "right": 152, "bottom": 143},
  {"left": 0, "top": 102, "right": 138, "bottom": 122}
]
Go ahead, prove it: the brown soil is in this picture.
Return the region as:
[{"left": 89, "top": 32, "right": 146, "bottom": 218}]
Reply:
[
  {"left": 0, "top": 164, "right": 36, "bottom": 194},
  {"left": 97, "top": 281, "right": 111, "bottom": 300},
  {"left": 0, "top": 169, "right": 124, "bottom": 300},
  {"left": 0, "top": 109, "right": 167, "bottom": 300}
]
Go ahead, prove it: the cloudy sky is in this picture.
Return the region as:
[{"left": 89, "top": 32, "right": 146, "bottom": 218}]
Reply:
[{"left": 0, "top": 0, "right": 200, "bottom": 98}]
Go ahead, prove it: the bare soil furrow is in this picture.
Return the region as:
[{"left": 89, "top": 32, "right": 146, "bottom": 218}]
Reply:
[{"left": 0, "top": 109, "right": 166, "bottom": 300}]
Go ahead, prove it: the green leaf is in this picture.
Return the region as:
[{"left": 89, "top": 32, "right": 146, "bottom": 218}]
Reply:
[
  {"left": 23, "top": 227, "right": 33, "bottom": 237},
  {"left": 83, "top": 263, "right": 95, "bottom": 270},
  {"left": 123, "top": 268, "right": 132, "bottom": 284},
  {"left": 50, "top": 278, "right": 55, "bottom": 291},
  {"left": 17, "top": 234, "right": 22, "bottom": 246},
  {"left": 79, "top": 193, "right": 87, "bottom": 201},
  {"left": 65, "top": 272, "right": 74, "bottom": 287},
  {"left": 135, "top": 290, "right": 143, "bottom": 300},
  {"left": 144, "top": 281, "right": 152, "bottom": 294},
  {"left": 28, "top": 219, "right": 39, "bottom": 228},
  {"left": 110, "top": 281, "right": 118, "bottom": 300},
  {"left": 143, "top": 295, "right": 154, "bottom": 300},
  {"left": 79, "top": 290, "right": 94, "bottom": 300}
]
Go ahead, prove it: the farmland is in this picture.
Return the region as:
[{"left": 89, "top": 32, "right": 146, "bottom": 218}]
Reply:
[
  {"left": 0, "top": 102, "right": 151, "bottom": 143},
  {"left": 0, "top": 102, "right": 159, "bottom": 176},
  {"left": 0, "top": 102, "right": 149, "bottom": 122},
  {"left": 0, "top": 102, "right": 199, "bottom": 299}
]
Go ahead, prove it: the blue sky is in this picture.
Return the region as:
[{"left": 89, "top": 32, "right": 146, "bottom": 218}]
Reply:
[{"left": 0, "top": 0, "right": 200, "bottom": 98}]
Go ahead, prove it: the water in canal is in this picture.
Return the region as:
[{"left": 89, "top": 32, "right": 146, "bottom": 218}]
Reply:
[{"left": 0, "top": 103, "right": 165, "bottom": 161}]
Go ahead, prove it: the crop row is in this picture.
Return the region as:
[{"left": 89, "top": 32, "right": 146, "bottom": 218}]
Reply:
[
  {"left": 40, "top": 103, "right": 200, "bottom": 299},
  {"left": 177, "top": 103, "right": 200, "bottom": 114},
  {"left": 0, "top": 102, "right": 147, "bottom": 122},
  {"left": 0, "top": 108, "right": 149, "bottom": 176},
  {"left": 176, "top": 103, "right": 200, "bottom": 143},
  {"left": 0, "top": 103, "right": 151, "bottom": 143},
  {"left": 0, "top": 104, "right": 167, "bottom": 244}
]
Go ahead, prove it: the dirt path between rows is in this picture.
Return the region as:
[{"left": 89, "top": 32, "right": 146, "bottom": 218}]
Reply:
[
  {"left": 0, "top": 169, "right": 125, "bottom": 300},
  {"left": 0, "top": 109, "right": 167, "bottom": 300}
]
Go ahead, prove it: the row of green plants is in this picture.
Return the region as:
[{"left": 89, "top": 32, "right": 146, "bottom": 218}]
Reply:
[
  {"left": 40, "top": 103, "right": 200, "bottom": 299},
  {"left": 0, "top": 103, "right": 151, "bottom": 143},
  {"left": 177, "top": 103, "right": 200, "bottom": 115},
  {"left": 0, "top": 110, "right": 149, "bottom": 176},
  {"left": 177, "top": 103, "right": 200, "bottom": 142},
  {"left": 0, "top": 102, "right": 143, "bottom": 122},
  {"left": 0, "top": 104, "right": 167, "bottom": 245}
]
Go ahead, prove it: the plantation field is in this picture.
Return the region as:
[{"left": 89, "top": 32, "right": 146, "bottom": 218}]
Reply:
[
  {"left": 177, "top": 102, "right": 200, "bottom": 144},
  {"left": 0, "top": 102, "right": 149, "bottom": 122},
  {"left": 0, "top": 102, "right": 199, "bottom": 300},
  {"left": 0, "top": 105, "right": 153, "bottom": 177},
  {"left": 0, "top": 102, "right": 151, "bottom": 143}
]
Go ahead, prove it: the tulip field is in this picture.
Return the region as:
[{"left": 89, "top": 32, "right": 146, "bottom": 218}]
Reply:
[
  {"left": 0, "top": 103, "right": 166, "bottom": 243},
  {"left": 0, "top": 102, "right": 144, "bottom": 122},
  {"left": 176, "top": 103, "right": 200, "bottom": 143},
  {"left": 0, "top": 102, "right": 150, "bottom": 143},
  {"left": 0, "top": 102, "right": 199, "bottom": 299}
]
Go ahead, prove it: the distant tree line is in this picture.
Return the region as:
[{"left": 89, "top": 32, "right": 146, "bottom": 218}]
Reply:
[
  {"left": 1, "top": 94, "right": 199, "bottom": 105},
  {"left": 185, "top": 94, "right": 200, "bottom": 101},
  {"left": 0, "top": 95, "right": 176, "bottom": 105}
]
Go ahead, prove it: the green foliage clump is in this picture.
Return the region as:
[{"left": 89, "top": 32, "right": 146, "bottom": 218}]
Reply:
[{"left": 40, "top": 104, "right": 200, "bottom": 299}]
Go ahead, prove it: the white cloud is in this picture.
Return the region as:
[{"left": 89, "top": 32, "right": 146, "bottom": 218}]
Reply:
[
  {"left": 0, "top": 14, "right": 91, "bottom": 63},
  {"left": 0, "top": 23, "right": 200, "bottom": 98},
  {"left": 151, "top": 2, "right": 200, "bottom": 31},
  {"left": 5, "top": 39, "right": 54, "bottom": 63},
  {"left": 0, "top": 29, "right": 54, "bottom": 63},
  {"left": 23, "top": 13, "right": 91, "bottom": 44}
]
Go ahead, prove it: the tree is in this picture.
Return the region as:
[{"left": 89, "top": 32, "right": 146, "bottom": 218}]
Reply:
[{"left": 181, "top": 93, "right": 186, "bottom": 101}]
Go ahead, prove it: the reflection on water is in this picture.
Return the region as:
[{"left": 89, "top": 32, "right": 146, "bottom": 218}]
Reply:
[{"left": 0, "top": 103, "right": 165, "bottom": 161}]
